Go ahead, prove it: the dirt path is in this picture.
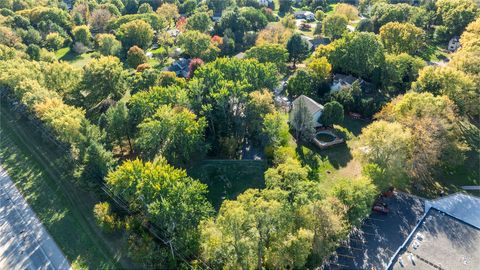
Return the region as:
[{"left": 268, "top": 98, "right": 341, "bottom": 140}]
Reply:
[{"left": 0, "top": 166, "right": 72, "bottom": 270}]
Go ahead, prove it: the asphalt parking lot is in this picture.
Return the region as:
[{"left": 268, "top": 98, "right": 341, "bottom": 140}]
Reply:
[{"left": 321, "top": 192, "right": 425, "bottom": 270}]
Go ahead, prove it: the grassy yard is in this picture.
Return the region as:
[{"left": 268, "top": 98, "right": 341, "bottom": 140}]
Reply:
[
  {"left": 0, "top": 103, "right": 133, "bottom": 270},
  {"left": 55, "top": 47, "right": 95, "bottom": 68},
  {"left": 420, "top": 44, "right": 449, "bottom": 62},
  {"left": 188, "top": 160, "right": 267, "bottom": 210}
]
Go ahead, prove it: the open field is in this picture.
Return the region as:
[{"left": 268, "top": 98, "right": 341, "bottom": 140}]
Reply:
[
  {"left": 0, "top": 103, "right": 132, "bottom": 270},
  {"left": 188, "top": 160, "right": 267, "bottom": 209}
]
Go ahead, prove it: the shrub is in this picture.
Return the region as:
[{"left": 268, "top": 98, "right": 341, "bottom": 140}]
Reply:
[
  {"left": 127, "top": 45, "right": 148, "bottom": 68},
  {"left": 93, "top": 202, "right": 118, "bottom": 233}
]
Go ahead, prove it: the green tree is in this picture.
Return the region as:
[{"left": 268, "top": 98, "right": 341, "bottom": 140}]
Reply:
[
  {"left": 80, "top": 56, "right": 128, "bottom": 109},
  {"left": 245, "top": 44, "right": 289, "bottom": 73},
  {"left": 43, "top": 61, "right": 82, "bottom": 102},
  {"left": 241, "top": 7, "right": 268, "bottom": 31},
  {"left": 354, "top": 120, "right": 412, "bottom": 188},
  {"left": 104, "top": 101, "right": 133, "bottom": 153},
  {"left": 72, "top": 25, "right": 91, "bottom": 46},
  {"left": 323, "top": 14, "right": 348, "bottom": 40},
  {"left": 44, "top": 32, "right": 64, "bottom": 51},
  {"left": 412, "top": 66, "right": 478, "bottom": 117},
  {"left": 208, "top": 0, "right": 234, "bottom": 13},
  {"left": 177, "top": 30, "right": 219, "bottom": 61},
  {"left": 95, "top": 33, "right": 122, "bottom": 56},
  {"left": 327, "top": 32, "right": 385, "bottom": 80},
  {"left": 245, "top": 90, "right": 275, "bottom": 140},
  {"left": 136, "top": 105, "right": 207, "bottom": 165},
  {"left": 382, "top": 53, "right": 425, "bottom": 94},
  {"left": 435, "top": 0, "right": 478, "bottom": 36},
  {"left": 137, "top": 3, "right": 153, "bottom": 13},
  {"left": 286, "top": 33, "right": 309, "bottom": 68},
  {"left": 126, "top": 45, "right": 148, "bottom": 68},
  {"left": 376, "top": 92, "right": 465, "bottom": 181},
  {"left": 356, "top": 18, "right": 374, "bottom": 32},
  {"left": 320, "top": 101, "right": 344, "bottom": 127},
  {"left": 330, "top": 177, "right": 377, "bottom": 226},
  {"left": 289, "top": 98, "right": 315, "bottom": 142},
  {"left": 286, "top": 69, "right": 317, "bottom": 98},
  {"left": 379, "top": 22, "right": 425, "bottom": 55},
  {"left": 117, "top": 19, "right": 154, "bottom": 50},
  {"left": 370, "top": 3, "right": 412, "bottom": 30},
  {"left": 186, "top": 11, "right": 212, "bottom": 33},
  {"left": 107, "top": 158, "right": 213, "bottom": 258},
  {"left": 262, "top": 112, "right": 290, "bottom": 152}
]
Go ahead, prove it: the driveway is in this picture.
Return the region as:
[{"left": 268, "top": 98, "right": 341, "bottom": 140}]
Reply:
[
  {"left": 0, "top": 166, "right": 71, "bottom": 270},
  {"left": 321, "top": 192, "right": 425, "bottom": 270}
]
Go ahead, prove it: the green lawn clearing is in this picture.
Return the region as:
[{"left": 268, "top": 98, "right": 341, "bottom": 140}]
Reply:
[
  {"left": 56, "top": 47, "right": 95, "bottom": 68},
  {"left": 0, "top": 103, "right": 133, "bottom": 270},
  {"left": 420, "top": 44, "right": 449, "bottom": 62},
  {"left": 188, "top": 160, "right": 267, "bottom": 210}
]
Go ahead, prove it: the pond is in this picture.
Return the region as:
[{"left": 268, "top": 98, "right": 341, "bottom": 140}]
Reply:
[{"left": 316, "top": 132, "right": 336, "bottom": 142}]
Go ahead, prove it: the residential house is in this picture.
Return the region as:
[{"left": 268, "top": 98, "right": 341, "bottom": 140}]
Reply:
[
  {"left": 294, "top": 11, "right": 315, "bottom": 21},
  {"left": 330, "top": 73, "right": 364, "bottom": 92},
  {"left": 448, "top": 36, "right": 461, "bottom": 52},
  {"left": 289, "top": 95, "right": 324, "bottom": 128},
  {"left": 165, "top": 58, "right": 191, "bottom": 78}
]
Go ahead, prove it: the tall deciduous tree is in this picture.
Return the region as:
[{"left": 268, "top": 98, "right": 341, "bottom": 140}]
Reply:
[
  {"left": 95, "top": 33, "right": 122, "bottom": 56},
  {"left": 117, "top": 19, "right": 154, "bottom": 50},
  {"left": 379, "top": 22, "right": 425, "bottom": 55},
  {"left": 320, "top": 101, "right": 344, "bottom": 127},
  {"left": 412, "top": 66, "right": 478, "bottom": 117},
  {"left": 286, "top": 33, "right": 309, "bottom": 68},
  {"left": 354, "top": 120, "right": 412, "bottom": 188},
  {"left": 107, "top": 158, "right": 213, "bottom": 258},
  {"left": 322, "top": 14, "right": 348, "bottom": 40},
  {"left": 326, "top": 32, "right": 385, "bottom": 81},
  {"left": 177, "top": 30, "right": 219, "bottom": 61},
  {"left": 186, "top": 11, "right": 212, "bottom": 33},
  {"left": 80, "top": 56, "right": 128, "bottom": 109},
  {"left": 245, "top": 44, "right": 289, "bottom": 73},
  {"left": 435, "top": 0, "right": 478, "bottom": 36},
  {"left": 136, "top": 105, "right": 207, "bottom": 165}
]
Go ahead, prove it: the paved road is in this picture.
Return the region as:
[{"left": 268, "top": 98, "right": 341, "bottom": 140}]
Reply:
[{"left": 0, "top": 166, "right": 71, "bottom": 270}]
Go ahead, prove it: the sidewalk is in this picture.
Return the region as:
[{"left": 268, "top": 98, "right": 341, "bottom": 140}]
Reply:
[{"left": 0, "top": 165, "right": 72, "bottom": 270}]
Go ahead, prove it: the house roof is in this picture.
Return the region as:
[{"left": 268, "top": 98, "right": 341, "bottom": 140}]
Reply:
[
  {"left": 333, "top": 73, "right": 359, "bottom": 85},
  {"left": 389, "top": 208, "right": 480, "bottom": 270},
  {"left": 292, "top": 95, "right": 323, "bottom": 116},
  {"left": 424, "top": 193, "right": 480, "bottom": 229}
]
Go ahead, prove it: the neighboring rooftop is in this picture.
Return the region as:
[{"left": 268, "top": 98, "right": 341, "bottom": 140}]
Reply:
[
  {"left": 425, "top": 192, "right": 480, "bottom": 228},
  {"left": 291, "top": 95, "right": 323, "bottom": 116},
  {"left": 390, "top": 208, "right": 480, "bottom": 270}
]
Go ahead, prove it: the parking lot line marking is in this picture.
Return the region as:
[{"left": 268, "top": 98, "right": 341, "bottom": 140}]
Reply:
[
  {"left": 337, "top": 253, "right": 355, "bottom": 259},
  {"left": 349, "top": 238, "right": 366, "bottom": 244},
  {"left": 366, "top": 217, "right": 385, "bottom": 222},
  {"left": 331, "top": 263, "right": 350, "bottom": 268},
  {"left": 341, "top": 246, "right": 363, "bottom": 251}
]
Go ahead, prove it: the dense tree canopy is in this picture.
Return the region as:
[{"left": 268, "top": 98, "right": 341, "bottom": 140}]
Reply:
[{"left": 379, "top": 22, "right": 425, "bottom": 55}]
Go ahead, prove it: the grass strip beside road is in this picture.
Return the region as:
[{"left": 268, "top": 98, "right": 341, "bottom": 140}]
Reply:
[{"left": 0, "top": 103, "right": 130, "bottom": 270}]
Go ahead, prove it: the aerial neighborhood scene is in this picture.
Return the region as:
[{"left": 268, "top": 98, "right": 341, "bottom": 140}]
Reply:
[{"left": 0, "top": 0, "right": 479, "bottom": 269}]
